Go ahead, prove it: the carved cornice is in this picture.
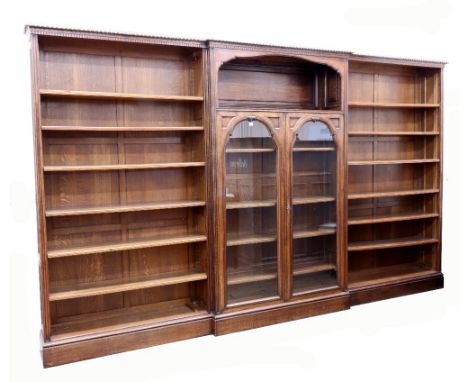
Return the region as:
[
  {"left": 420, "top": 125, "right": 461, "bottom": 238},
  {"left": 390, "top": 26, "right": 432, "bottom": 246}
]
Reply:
[{"left": 25, "top": 25, "right": 446, "bottom": 67}]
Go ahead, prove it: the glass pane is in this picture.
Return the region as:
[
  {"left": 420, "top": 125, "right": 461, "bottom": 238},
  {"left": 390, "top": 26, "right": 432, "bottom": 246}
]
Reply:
[
  {"left": 292, "top": 120, "right": 338, "bottom": 294},
  {"left": 225, "top": 119, "right": 278, "bottom": 305}
]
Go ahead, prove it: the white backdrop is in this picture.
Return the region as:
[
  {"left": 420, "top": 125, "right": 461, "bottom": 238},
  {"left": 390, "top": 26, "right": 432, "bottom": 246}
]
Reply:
[{"left": 2, "top": 0, "right": 467, "bottom": 380}]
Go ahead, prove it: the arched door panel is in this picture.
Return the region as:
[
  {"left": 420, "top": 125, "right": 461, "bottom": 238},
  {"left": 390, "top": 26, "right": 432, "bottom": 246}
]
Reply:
[
  {"left": 290, "top": 119, "right": 339, "bottom": 294},
  {"left": 224, "top": 117, "right": 280, "bottom": 305}
]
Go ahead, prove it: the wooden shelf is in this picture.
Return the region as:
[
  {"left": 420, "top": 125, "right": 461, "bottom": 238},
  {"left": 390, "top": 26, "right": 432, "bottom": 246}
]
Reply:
[
  {"left": 227, "top": 282, "right": 279, "bottom": 307},
  {"left": 348, "top": 212, "right": 439, "bottom": 226},
  {"left": 227, "top": 171, "right": 329, "bottom": 180},
  {"left": 42, "top": 126, "right": 204, "bottom": 132},
  {"left": 348, "top": 159, "right": 440, "bottom": 166},
  {"left": 227, "top": 265, "right": 277, "bottom": 285},
  {"left": 226, "top": 200, "right": 276, "bottom": 209},
  {"left": 40, "top": 89, "right": 204, "bottom": 102},
  {"left": 349, "top": 131, "right": 439, "bottom": 136},
  {"left": 45, "top": 200, "right": 206, "bottom": 217},
  {"left": 293, "top": 171, "right": 331, "bottom": 177},
  {"left": 292, "top": 272, "right": 339, "bottom": 296},
  {"left": 49, "top": 271, "right": 207, "bottom": 301},
  {"left": 293, "top": 147, "right": 335, "bottom": 152},
  {"left": 293, "top": 196, "right": 335, "bottom": 205},
  {"left": 293, "top": 261, "right": 336, "bottom": 276},
  {"left": 348, "top": 189, "right": 439, "bottom": 200},
  {"left": 44, "top": 162, "right": 205, "bottom": 172},
  {"left": 349, "top": 264, "right": 438, "bottom": 289},
  {"left": 226, "top": 148, "right": 275, "bottom": 153},
  {"left": 348, "top": 237, "right": 439, "bottom": 252},
  {"left": 50, "top": 299, "right": 208, "bottom": 341},
  {"left": 348, "top": 102, "right": 440, "bottom": 108},
  {"left": 48, "top": 234, "right": 207, "bottom": 259},
  {"left": 226, "top": 234, "right": 276, "bottom": 247},
  {"left": 293, "top": 228, "right": 336, "bottom": 239},
  {"left": 227, "top": 260, "right": 335, "bottom": 286}
]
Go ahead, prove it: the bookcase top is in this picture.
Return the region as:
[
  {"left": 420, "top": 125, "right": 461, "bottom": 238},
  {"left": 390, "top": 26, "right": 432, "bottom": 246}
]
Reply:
[{"left": 25, "top": 25, "right": 446, "bottom": 68}]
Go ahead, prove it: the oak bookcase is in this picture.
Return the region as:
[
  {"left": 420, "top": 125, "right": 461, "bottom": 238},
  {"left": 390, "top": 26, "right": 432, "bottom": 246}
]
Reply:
[{"left": 27, "top": 25, "right": 444, "bottom": 367}]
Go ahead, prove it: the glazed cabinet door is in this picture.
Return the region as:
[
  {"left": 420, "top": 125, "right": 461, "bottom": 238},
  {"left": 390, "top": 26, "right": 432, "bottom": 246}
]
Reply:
[
  {"left": 286, "top": 114, "right": 345, "bottom": 297},
  {"left": 216, "top": 112, "right": 284, "bottom": 309},
  {"left": 215, "top": 111, "right": 344, "bottom": 311}
]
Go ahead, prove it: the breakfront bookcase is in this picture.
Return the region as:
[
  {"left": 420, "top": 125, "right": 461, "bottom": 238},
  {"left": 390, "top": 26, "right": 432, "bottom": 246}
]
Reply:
[{"left": 27, "top": 25, "right": 444, "bottom": 367}]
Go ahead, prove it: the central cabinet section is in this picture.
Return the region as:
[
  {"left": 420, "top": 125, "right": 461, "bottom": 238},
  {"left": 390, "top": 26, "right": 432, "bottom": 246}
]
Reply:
[
  {"left": 214, "top": 54, "right": 346, "bottom": 312},
  {"left": 216, "top": 111, "right": 344, "bottom": 310}
]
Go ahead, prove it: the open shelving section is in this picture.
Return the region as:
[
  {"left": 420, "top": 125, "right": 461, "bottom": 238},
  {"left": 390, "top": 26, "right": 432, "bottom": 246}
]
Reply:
[
  {"left": 347, "top": 60, "right": 442, "bottom": 289},
  {"left": 33, "top": 33, "right": 210, "bottom": 346}
]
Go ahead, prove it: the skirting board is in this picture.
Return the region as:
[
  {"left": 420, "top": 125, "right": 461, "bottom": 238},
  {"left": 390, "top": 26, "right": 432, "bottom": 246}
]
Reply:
[
  {"left": 42, "top": 316, "right": 212, "bottom": 367},
  {"left": 213, "top": 292, "right": 350, "bottom": 335},
  {"left": 349, "top": 273, "right": 444, "bottom": 306},
  {"left": 42, "top": 277, "right": 443, "bottom": 367}
]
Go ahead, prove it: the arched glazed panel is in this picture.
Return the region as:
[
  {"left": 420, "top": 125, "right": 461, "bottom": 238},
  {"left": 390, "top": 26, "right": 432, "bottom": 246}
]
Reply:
[
  {"left": 291, "top": 120, "right": 338, "bottom": 294},
  {"left": 224, "top": 118, "right": 279, "bottom": 305}
]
